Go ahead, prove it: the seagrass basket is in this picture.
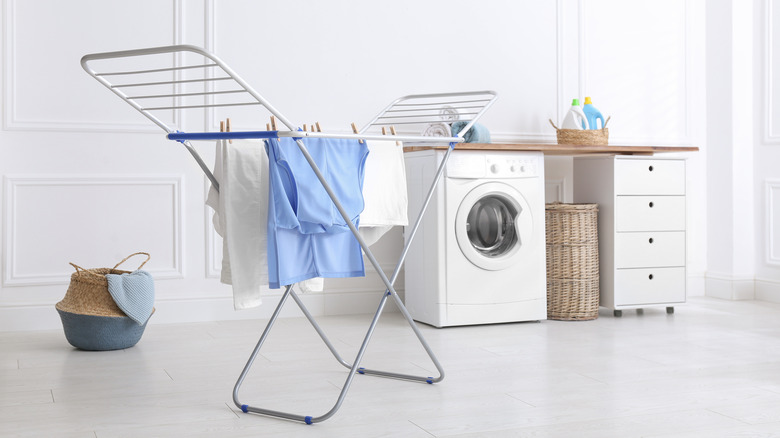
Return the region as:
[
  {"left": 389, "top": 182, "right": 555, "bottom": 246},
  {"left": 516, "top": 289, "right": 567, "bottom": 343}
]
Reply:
[
  {"left": 545, "top": 203, "right": 600, "bottom": 321},
  {"left": 549, "top": 117, "right": 610, "bottom": 146},
  {"left": 55, "top": 252, "right": 153, "bottom": 350}
]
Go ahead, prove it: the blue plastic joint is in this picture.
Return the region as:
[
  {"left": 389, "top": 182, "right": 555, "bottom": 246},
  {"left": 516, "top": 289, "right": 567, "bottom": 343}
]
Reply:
[
  {"left": 358, "top": 367, "right": 366, "bottom": 374},
  {"left": 449, "top": 141, "right": 457, "bottom": 150},
  {"left": 305, "top": 416, "right": 313, "bottom": 425},
  {"left": 386, "top": 291, "right": 392, "bottom": 296},
  {"left": 241, "top": 404, "right": 249, "bottom": 413},
  {"left": 173, "top": 130, "right": 186, "bottom": 144},
  {"left": 426, "top": 378, "right": 434, "bottom": 384},
  {"left": 293, "top": 127, "right": 303, "bottom": 142}
]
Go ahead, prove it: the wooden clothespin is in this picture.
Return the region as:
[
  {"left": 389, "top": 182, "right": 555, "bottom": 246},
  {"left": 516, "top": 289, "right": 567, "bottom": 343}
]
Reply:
[
  {"left": 226, "top": 118, "right": 232, "bottom": 144},
  {"left": 266, "top": 123, "right": 271, "bottom": 131},
  {"left": 389, "top": 125, "right": 401, "bottom": 146},
  {"left": 381, "top": 126, "right": 387, "bottom": 135},
  {"left": 315, "top": 122, "right": 322, "bottom": 132},
  {"left": 220, "top": 120, "right": 225, "bottom": 132},
  {"left": 351, "top": 122, "right": 364, "bottom": 144},
  {"left": 303, "top": 124, "right": 308, "bottom": 132},
  {"left": 269, "top": 115, "right": 279, "bottom": 140}
]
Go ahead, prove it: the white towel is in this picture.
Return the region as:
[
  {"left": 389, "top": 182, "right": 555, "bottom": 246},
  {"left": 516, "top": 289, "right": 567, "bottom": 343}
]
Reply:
[
  {"left": 422, "top": 122, "right": 452, "bottom": 137},
  {"left": 439, "top": 105, "right": 461, "bottom": 122},
  {"left": 206, "top": 139, "right": 270, "bottom": 309},
  {"left": 359, "top": 140, "right": 409, "bottom": 246},
  {"left": 206, "top": 140, "right": 324, "bottom": 305}
]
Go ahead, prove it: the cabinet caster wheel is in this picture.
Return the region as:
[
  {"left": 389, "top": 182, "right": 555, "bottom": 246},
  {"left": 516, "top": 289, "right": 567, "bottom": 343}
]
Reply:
[
  {"left": 666, "top": 306, "right": 674, "bottom": 314},
  {"left": 613, "top": 310, "right": 623, "bottom": 317}
]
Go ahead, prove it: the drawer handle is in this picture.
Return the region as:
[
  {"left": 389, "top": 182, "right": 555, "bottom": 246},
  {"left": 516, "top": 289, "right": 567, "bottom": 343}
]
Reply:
[
  {"left": 648, "top": 165, "right": 654, "bottom": 172},
  {"left": 649, "top": 201, "right": 654, "bottom": 208},
  {"left": 648, "top": 237, "right": 654, "bottom": 244},
  {"left": 648, "top": 274, "right": 654, "bottom": 280}
]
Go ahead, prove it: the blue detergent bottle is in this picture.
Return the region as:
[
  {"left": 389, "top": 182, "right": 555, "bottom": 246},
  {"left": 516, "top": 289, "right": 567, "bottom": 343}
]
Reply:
[{"left": 582, "top": 97, "right": 604, "bottom": 130}]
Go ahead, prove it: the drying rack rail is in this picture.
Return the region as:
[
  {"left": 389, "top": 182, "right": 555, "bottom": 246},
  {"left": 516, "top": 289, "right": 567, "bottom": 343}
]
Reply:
[{"left": 81, "top": 44, "right": 497, "bottom": 424}]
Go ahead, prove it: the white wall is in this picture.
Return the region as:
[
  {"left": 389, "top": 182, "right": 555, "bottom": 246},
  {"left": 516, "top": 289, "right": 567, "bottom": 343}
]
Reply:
[
  {"left": 1, "top": 0, "right": 708, "bottom": 331},
  {"left": 754, "top": 0, "right": 780, "bottom": 301},
  {"left": 704, "top": 0, "right": 780, "bottom": 302}
]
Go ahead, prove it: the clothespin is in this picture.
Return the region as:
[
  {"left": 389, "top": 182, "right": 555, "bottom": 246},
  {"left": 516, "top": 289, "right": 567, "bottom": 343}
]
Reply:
[
  {"left": 381, "top": 126, "right": 387, "bottom": 135},
  {"left": 220, "top": 120, "right": 225, "bottom": 132},
  {"left": 270, "top": 115, "right": 279, "bottom": 139},
  {"left": 351, "top": 122, "right": 364, "bottom": 144},
  {"left": 315, "top": 122, "right": 322, "bottom": 132},
  {"left": 266, "top": 123, "right": 271, "bottom": 131},
  {"left": 226, "top": 118, "right": 232, "bottom": 144},
  {"left": 303, "top": 124, "right": 308, "bottom": 132},
  {"left": 390, "top": 125, "right": 401, "bottom": 146}
]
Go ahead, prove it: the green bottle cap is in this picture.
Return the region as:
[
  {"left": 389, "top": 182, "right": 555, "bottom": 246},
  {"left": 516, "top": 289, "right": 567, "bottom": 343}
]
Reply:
[{"left": 571, "top": 99, "right": 580, "bottom": 106}]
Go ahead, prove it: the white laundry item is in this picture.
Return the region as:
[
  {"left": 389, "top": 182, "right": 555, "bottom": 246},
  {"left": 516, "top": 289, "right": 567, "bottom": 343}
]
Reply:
[
  {"left": 206, "top": 139, "right": 270, "bottom": 309},
  {"left": 439, "top": 105, "right": 461, "bottom": 122},
  {"left": 206, "top": 140, "right": 323, "bottom": 306},
  {"left": 359, "top": 139, "right": 409, "bottom": 246},
  {"left": 422, "top": 122, "right": 451, "bottom": 137}
]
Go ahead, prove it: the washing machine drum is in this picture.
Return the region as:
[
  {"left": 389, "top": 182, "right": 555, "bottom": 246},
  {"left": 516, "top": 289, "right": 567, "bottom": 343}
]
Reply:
[{"left": 455, "top": 182, "right": 534, "bottom": 271}]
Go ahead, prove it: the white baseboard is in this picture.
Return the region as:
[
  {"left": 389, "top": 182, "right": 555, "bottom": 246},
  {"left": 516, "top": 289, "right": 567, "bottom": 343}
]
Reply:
[
  {"left": 705, "top": 273, "right": 756, "bottom": 300},
  {"left": 756, "top": 278, "right": 780, "bottom": 304},
  {"left": 687, "top": 271, "right": 706, "bottom": 297},
  {"left": 0, "top": 289, "right": 398, "bottom": 332}
]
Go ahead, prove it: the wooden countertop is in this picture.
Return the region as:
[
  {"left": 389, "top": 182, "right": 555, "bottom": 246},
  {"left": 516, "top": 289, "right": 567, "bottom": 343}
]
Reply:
[{"left": 403, "top": 143, "right": 699, "bottom": 155}]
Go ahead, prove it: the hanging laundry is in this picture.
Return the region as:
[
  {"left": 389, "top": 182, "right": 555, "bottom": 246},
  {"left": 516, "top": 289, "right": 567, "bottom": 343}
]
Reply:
[
  {"left": 359, "top": 139, "right": 409, "bottom": 246},
  {"left": 206, "top": 139, "right": 271, "bottom": 309},
  {"left": 266, "top": 137, "right": 368, "bottom": 289}
]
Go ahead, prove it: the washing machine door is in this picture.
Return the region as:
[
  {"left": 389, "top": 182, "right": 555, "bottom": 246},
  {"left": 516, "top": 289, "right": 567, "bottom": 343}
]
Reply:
[{"left": 455, "top": 182, "right": 533, "bottom": 271}]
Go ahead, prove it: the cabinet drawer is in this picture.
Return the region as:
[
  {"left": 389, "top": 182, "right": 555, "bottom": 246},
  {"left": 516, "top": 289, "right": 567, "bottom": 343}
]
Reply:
[
  {"left": 614, "top": 267, "right": 686, "bottom": 306},
  {"left": 615, "top": 159, "right": 685, "bottom": 195},
  {"left": 615, "top": 196, "right": 686, "bottom": 231},
  {"left": 615, "top": 231, "right": 686, "bottom": 269}
]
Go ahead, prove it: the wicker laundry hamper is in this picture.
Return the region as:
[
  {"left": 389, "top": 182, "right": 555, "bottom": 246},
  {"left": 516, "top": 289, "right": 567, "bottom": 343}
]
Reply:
[
  {"left": 545, "top": 203, "right": 600, "bottom": 321},
  {"left": 55, "top": 252, "right": 153, "bottom": 350},
  {"left": 548, "top": 117, "right": 610, "bottom": 146}
]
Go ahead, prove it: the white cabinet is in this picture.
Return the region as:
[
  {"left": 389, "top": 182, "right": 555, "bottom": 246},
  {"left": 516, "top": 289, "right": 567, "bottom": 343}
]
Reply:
[{"left": 573, "top": 155, "right": 686, "bottom": 316}]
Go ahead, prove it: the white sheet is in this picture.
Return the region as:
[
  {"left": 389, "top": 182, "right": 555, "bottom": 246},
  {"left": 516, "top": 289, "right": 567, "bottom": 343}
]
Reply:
[{"left": 359, "top": 139, "right": 409, "bottom": 246}]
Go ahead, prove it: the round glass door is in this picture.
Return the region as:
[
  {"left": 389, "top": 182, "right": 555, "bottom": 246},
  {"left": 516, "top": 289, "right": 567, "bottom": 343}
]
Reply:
[
  {"left": 465, "top": 195, "right": 518, "bottom": 258},
  {"left": 455, "top": 182, "right": 533, "bottom": 271}
]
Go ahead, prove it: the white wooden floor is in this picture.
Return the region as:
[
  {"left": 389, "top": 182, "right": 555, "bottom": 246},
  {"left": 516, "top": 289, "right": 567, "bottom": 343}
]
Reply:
[{"left": 3, "top": 297, "right": 780, "bottom": 437}]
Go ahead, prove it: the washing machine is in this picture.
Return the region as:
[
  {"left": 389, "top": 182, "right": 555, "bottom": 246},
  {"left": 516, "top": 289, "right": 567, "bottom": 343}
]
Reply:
[{"left": 403, "top": 149, "right": 547, "bottom": 327}]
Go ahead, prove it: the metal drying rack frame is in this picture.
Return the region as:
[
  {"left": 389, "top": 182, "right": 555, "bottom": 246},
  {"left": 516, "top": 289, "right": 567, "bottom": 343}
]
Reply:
[{"left": 81, "top": 45, "right": 497, "bottom": 424}]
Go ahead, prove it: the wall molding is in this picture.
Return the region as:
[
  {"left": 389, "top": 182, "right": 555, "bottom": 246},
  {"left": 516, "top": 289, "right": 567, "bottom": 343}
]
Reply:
[
  {"left": 3, "top": 174, "right": 184, "bottom": 286},
  {"left": 767, "top": 179, "right": 780, "bottom": 265},
  {"left": 705, "top": 271, "right": 756, "bottom": 300},
  {"left": 2, "top": 0, "right": 183, "bottom": 132},
  {"left": 0, "top": 289, "right": 399, "bottom": 332},
  {"left": 756, "top": 277, "right": 780, "bottom": 303},
  {"left": 765, "top": 0, "right": 780, "bottom": 144}
]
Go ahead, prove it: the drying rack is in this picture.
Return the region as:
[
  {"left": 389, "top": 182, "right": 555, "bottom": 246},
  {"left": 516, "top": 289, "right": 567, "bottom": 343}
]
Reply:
[{"left": 81, "top": 45, "right": 497, "bottom": 424}]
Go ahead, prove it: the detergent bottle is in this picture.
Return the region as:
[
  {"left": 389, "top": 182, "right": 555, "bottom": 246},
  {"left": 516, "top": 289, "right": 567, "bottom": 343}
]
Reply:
[
  {"left": 561, "top": 99, "right": 589, "bottom": 130},
  {"left": 582, "top": 97, "right": 604, "bottom": 130}
]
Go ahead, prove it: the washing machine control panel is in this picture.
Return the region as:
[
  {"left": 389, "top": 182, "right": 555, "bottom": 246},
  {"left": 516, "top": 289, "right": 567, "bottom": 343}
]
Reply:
[{"left": 447, "top": 152, "right": 541, "bottom": 179}]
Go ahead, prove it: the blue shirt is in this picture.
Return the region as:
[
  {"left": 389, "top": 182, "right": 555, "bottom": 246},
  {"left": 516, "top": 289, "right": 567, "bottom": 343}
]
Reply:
[{"left": 266, "top": 137, "right": 368, "bottom": 288}]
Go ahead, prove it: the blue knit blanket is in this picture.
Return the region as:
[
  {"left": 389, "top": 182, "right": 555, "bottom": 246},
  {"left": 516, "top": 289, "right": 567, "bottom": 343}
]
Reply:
[
  {"left": 106, "top": 270, "right": 155, "bottom": 325},
  {"left": 451, "top": 121, "right": 491, "bottom": 143}
]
